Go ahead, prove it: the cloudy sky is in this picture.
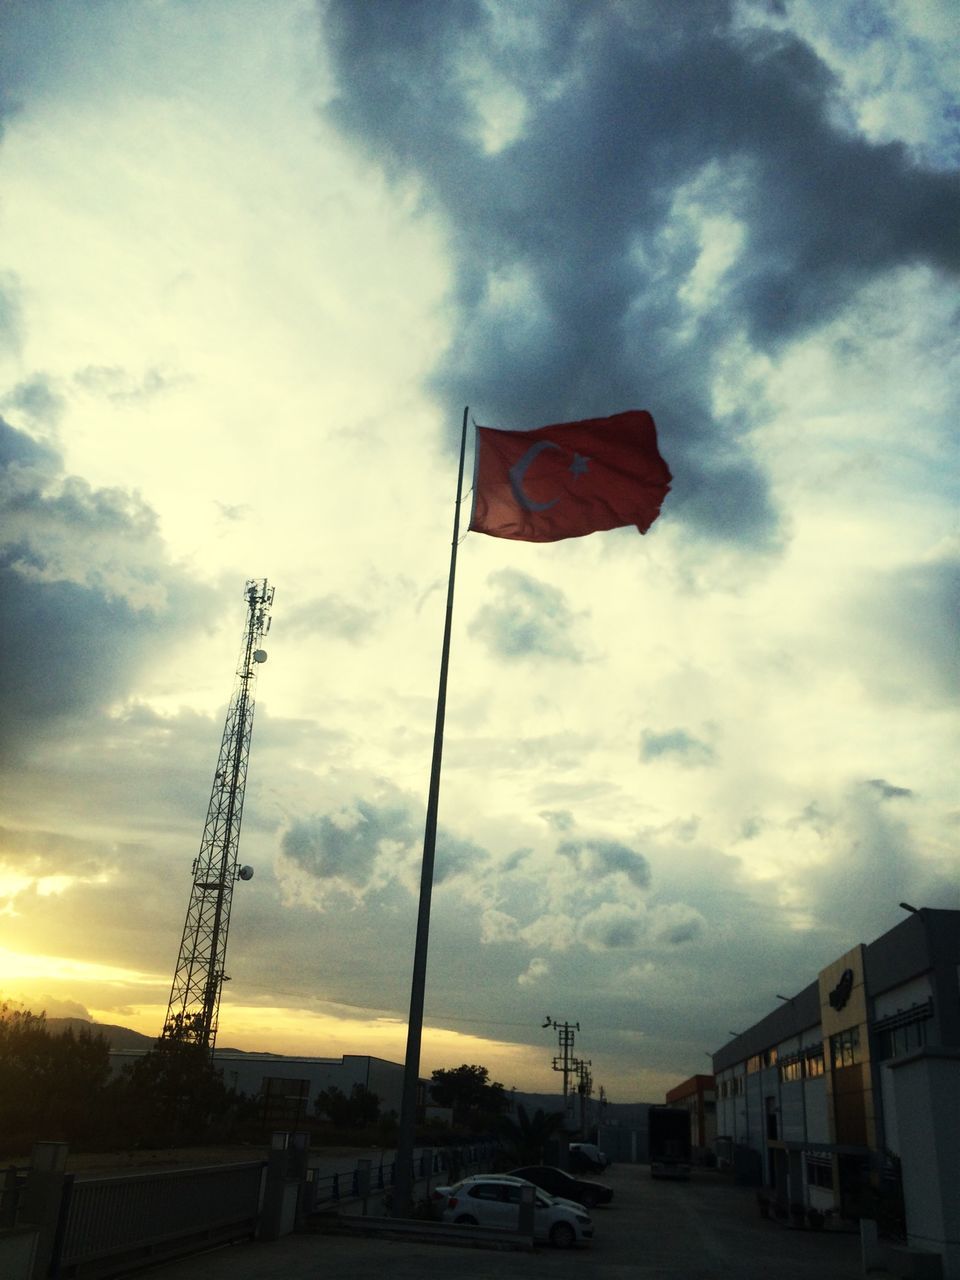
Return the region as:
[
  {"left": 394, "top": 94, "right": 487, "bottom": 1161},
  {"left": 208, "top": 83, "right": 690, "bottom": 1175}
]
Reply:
[{"left": 0, "top": 0, "right": 957, "bottom": 1102}]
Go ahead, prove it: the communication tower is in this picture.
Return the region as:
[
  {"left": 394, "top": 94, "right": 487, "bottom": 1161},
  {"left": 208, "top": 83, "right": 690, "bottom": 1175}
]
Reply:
[{"left": 162, "top": 578, "right": 275, "bottom": 1051}]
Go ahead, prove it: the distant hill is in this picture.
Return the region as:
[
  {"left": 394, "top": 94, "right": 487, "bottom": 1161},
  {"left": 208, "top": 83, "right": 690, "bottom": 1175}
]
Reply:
[
  {"left": 45, "top": 1018, "right": 155, "bottom": 1050},
  {"left": 43, "top": 1018, "right": 248, "bottom": 1054}
]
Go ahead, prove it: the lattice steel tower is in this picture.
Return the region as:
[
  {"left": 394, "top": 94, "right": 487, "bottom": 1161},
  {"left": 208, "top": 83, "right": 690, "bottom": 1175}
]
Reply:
[{"left": 163, "top": 578, "right": 275, "bottom": 1051}]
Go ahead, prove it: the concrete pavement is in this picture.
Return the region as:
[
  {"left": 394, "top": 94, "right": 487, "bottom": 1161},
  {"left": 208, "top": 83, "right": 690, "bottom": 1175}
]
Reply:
[{"left": 142, "top": 1164, "right": 867, "bottom": 1280}]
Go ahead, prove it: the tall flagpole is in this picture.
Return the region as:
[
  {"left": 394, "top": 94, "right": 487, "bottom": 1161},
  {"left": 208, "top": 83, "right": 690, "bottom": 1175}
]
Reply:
[{"left": 393, "top": 405, "right": 470, "bottom": 1217}]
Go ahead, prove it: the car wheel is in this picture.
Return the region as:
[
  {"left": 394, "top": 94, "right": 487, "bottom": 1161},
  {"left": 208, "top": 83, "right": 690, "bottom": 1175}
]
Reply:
[
  {"left": 454, "top": 1214, "right": 478, "bottom": 1226},
  {"left": 550, "top": 1221, "right": 577, "bottom": 1249}
]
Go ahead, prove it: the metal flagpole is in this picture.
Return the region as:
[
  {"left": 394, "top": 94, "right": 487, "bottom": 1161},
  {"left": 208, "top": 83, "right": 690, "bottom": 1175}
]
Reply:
[{"left": 392, "top": 405, "right": 470, "bottom": 1217}]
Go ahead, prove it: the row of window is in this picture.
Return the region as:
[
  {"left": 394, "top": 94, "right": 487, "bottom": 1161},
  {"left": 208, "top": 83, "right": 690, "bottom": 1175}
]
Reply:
[
  {"left": 717, "top": 1043, "right": 826, "bottom": 1096},
  {"left": 718, "top": 1000, "right": 934, "bottom": 1090},
  {"left": 876, "top": 1016, "right": 927, "bottom": 1061},
  {"left": 778, "top": 1049, "right": 825, "bottom": 1082}
]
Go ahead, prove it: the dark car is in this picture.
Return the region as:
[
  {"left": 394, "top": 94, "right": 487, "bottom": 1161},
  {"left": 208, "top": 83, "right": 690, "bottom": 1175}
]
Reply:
[{"left": 508, "top": 1165, "right": 613, "bottom": 1209}]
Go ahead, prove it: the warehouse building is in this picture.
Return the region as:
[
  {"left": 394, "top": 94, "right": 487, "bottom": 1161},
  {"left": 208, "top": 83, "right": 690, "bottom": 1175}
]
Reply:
[
  {"left": 711, "top": 907, "right": 959, "bottom": 1275},
  {"left": 108, "top": 1049, "right": 407, "bottom": 1126},
  {"left": 665, "top": 1073, "right": 716, "bottom": 1158}
]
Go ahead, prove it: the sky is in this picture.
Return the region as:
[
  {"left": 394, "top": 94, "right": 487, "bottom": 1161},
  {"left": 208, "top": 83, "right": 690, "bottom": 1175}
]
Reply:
[{"left": 0, "top": 0, "right": 957, "bottom": 1103}]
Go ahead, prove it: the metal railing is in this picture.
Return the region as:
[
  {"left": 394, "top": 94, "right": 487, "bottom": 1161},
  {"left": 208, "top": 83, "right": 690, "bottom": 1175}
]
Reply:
[
  {"left": 0, "top": 1166, "right": 28, "bottom": 1230},
  {"left": 304, "top": 1142, "right": 497, "bottom": 1213},
  {"left": 56, "top": 1161, "right": 265, "bottom": 1277}
]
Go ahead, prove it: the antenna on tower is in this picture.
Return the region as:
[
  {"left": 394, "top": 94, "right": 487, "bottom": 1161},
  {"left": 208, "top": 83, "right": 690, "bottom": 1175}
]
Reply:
[{"left": 162, "top": 578, "right": 275, "bottom": 1053}]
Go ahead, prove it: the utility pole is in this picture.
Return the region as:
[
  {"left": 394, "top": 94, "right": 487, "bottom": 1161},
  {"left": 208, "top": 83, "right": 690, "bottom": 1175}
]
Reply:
[
  {"left": 162, "top": 578, "right": 275, "bottom": 1052},
  {"left": 574, "top": 1058, "right": 593, "bottom": 1133},
  {"left": 543, "top": 1016, "right": 580, "bottom": 1105}
]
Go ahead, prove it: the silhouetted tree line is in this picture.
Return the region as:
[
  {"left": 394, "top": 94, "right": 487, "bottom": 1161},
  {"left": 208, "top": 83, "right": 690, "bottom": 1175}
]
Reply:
[
  {"left": 429, "top": 1063, "right": 509, "bottom": 1129},
  {"left": 0, "top": 1005, "right": 254, "bottom": 1157},
  {"left": 313, "top": 1082, "right": 382, "bottom": 1129}
]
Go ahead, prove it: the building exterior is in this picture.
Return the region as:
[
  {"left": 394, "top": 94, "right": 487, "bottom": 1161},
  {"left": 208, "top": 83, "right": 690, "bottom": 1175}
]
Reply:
[
  {"left": 711, "top": 908, "right": 959, "bottom": 1273},
  {"left": 665, "top": 1074, "right": 716, "bottom": 1157},
  {"left": 108, "top": 1049, "right": 408, "bottom": 1121}
]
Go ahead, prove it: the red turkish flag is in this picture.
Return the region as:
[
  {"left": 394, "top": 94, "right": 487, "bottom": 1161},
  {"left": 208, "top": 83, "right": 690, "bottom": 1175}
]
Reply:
[{"left": 469, "top": 410, "right": 671, "bottom": 542}]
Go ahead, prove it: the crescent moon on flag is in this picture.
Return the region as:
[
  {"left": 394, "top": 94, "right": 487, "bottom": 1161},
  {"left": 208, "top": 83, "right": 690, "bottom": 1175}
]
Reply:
[{"left": 509, "top": 440, "right": 562, "bottom": 511}]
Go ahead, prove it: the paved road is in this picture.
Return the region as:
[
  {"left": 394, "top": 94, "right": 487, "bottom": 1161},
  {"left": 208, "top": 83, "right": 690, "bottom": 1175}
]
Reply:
[{"left": 144, "top": 1164, "right": 865, "bottom": 1280}]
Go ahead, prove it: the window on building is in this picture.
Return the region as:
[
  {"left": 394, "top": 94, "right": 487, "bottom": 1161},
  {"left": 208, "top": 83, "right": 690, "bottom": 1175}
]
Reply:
[
  {"left": 806, "top": 1155, "right": 832, "bottom": 1189},
  {"left": 746, "top": 1054, "right": 761, "bottom": 1075},
  {"left": 830, "top": 1026, "right": 861, "bottom": 1070},
  {"left": 873, "top": 999, "right": 934, "bottom": 1062},
  {"left": 805, "top": 1046, "right": 825, "bottom": 1077},
  {"left": 876, "top": 1019, "right": 927, "bottom": 1060},
  {"left": 763, "top": 1047, "right": 778, "bottom": 1068},
  {"left": 778, "top": 1056, "right": 803, "bottom": 1083}
]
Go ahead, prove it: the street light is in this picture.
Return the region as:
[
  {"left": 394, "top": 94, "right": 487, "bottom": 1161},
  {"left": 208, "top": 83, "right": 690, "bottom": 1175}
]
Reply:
[{"left": 899, "top": 902, "right": 919, "bottom": 913}]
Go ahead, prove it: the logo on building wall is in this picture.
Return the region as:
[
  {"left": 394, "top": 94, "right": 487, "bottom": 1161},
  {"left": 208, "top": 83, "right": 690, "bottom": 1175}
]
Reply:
[{"left": 828, "top": 968, "right": 855, "bottom": 1011}]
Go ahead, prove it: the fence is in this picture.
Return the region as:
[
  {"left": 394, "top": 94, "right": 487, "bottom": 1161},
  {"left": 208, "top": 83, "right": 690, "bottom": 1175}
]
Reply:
[
  {"left": 56, "top": 1161, "right": 266, "bottom": 1278},
  {"left": 1, "top": 1166, "right": 28, "bottom": 1229},
  {"left": 304, "top": 1141, "right": 496, "bottom": 1213},
  {"left": 3, "top": 1140, "right": 498, "bottom": 1278}
]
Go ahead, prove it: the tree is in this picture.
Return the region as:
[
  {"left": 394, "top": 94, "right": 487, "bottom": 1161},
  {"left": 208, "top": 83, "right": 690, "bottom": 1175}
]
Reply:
[
  {"left": 0, "top": 1003, "right": 113, "bottom": 1154},
  {"left": 314, "top": 1083, "right": 380, "bottom": 1128},
  {"left": 121, "top": 1013, "right": 236, "bottom": 1146},
  {"left": 429, "top": 1064, "right": 508, "bottom": 1127},
  {"left": 498, "top": 1103, "right": 567, "bottom": 1165}
]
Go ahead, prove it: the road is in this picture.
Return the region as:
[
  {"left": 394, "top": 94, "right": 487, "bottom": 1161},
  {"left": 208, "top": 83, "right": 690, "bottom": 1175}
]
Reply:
[{"left": 143, "top": 1163, "right": 865, "bottom": 1280}]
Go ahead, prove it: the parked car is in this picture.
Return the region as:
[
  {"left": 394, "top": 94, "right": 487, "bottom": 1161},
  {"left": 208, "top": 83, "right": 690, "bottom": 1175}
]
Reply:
[
  {"left": 433, "top": 1173, "right": 593, "bottom": 1248},
  {"left": 509, "top": 1165, "right": 613, "bottom": 1209},
  {"left": 569, "top": 1141, "right": 609, "bottom": 1172}
]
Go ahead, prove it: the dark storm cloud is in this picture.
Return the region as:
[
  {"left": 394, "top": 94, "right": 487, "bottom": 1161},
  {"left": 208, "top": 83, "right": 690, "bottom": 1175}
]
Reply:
[
  {"left": 280, "top": 799, "right": 418, "bottom": 888},
  {"left": 797, "top": 786, "right": 959, "bottom": 935},
  {"left": 502, "top": 846, "right": 533, "bottom": 873},
  {"left": 656, "top": 914, "right": 704, "bottom": 946},
  {"left": 321, "top": 0, "right": 960, "bottom": 546},
  {"left": 0, "top": 416, "right": 209, "bottom": 758},
  {"left": 864, "top": 779, "right": 914, "bottom": 801},
  {"left": 557, "top": 838, "right": 651, "bottom": 889},
  {"left": 468, "top": 568, "right": 585, "bottom": 660},
  {"left": 580, "top": 903, "right": 646, "bottom": 950},
  {"left": 434, "top": 831, "right": 488, "bottom": 883},
  {"left": 1, "top": 376, "right": 64, "bottom": 427},
  {"left": 640, "top": 727, "right": 716, "bottom": 766}
]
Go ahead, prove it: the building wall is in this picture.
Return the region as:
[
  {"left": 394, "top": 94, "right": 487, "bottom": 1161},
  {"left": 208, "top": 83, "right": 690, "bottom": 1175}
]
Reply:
[
  {"left": 713, "top": 909, "right": 960, "bottom": 1219},
  {"left": 107, "top": 1049, "right": 406, "bottom": 1117},
  {"left": 664, "top": 1074, "right": 715, "bottom": 1150}
]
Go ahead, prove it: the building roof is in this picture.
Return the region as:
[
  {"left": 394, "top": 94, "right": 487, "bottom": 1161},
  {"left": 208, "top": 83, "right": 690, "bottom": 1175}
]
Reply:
[{"left": 711, "top": 908, "right": 959, "bottom": 1074}]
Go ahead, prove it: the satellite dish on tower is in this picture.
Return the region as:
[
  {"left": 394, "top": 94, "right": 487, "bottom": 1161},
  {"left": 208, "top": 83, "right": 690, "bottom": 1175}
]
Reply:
[
  {"left": 238, "top": 865, "right": 254, "bottom": 881},
  {"left": 253, "top": 650, "right": 268, "bottom": 663}
]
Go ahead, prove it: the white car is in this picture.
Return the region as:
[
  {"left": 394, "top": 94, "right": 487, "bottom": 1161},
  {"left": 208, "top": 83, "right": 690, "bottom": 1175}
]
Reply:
[{"left": 433, "top": 1174, "right": 593, "bottom": 1248}]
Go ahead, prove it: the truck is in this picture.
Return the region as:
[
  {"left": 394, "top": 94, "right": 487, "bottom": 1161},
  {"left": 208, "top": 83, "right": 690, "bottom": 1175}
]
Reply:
[{"left": 648, "top": 1105, "right": 692, "bottom": 1179}]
